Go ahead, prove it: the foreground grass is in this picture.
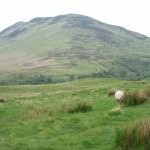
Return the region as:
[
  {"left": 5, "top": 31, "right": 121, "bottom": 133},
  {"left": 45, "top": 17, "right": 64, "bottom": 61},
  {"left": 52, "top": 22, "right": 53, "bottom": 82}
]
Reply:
[
  {"left": 116, "top": 118, "right": 150, "bottom": 149},
  {"left": 0, "top": 78, "right": 150, "bottom": 149}
]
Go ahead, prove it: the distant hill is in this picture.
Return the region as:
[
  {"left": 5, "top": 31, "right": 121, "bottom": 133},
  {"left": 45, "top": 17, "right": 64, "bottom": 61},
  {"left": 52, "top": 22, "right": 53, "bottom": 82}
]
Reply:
[{"left": 0, "top": 14, "right": 150, "bottom": 84}]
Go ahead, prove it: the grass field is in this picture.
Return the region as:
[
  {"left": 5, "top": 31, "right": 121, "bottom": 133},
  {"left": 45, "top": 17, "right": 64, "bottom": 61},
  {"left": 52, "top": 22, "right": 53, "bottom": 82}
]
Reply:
[{"left": 0, "top": 78, "right": 150, "bottom": 149}]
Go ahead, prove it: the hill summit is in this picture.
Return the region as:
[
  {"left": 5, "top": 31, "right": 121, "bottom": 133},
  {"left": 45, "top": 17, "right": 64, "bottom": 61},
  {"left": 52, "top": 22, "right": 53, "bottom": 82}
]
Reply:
[{"left": 0, "top": 14, "right": 150, "bottom": 84}]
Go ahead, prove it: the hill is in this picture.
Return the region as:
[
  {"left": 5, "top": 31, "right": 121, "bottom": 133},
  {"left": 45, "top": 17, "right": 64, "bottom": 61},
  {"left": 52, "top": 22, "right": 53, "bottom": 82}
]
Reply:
[{"left": 0, "top": 14, "right": 150, "bottom": 84}]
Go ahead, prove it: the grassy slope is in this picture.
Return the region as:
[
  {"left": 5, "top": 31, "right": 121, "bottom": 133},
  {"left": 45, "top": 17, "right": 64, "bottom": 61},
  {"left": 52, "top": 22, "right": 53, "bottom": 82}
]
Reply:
[{"left": 0, "top": 78, "right": 150, "bottom": 149}]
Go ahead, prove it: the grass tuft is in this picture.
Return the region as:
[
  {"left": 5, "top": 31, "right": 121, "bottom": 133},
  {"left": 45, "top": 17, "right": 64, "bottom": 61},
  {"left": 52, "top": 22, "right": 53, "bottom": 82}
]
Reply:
[
  {"left": 108, "top": 89, "right": 115, "bottom": 97},
  {"left": 26, "top": 104, "right": 55, "bottom": 119},
  {"left": 116, "top": 118, "right": 150, "bottom": 150},
  {"left": 144, "top": 86, "right": 150, "bottom": 97},
  {"left": 120, "top": 91, "right": 148, "bottom": 106},
  {"left": 0, "top": 98, "right": 6, "bottom": 103},
  {"left": 67, "top": 101, "right": 92, "bottom": 113}
]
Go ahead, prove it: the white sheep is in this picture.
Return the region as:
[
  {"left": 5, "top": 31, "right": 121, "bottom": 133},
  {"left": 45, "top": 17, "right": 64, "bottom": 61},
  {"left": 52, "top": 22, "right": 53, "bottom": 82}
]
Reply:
[{"left": 115, "top": 90, "right": 124, "bottom": 101}]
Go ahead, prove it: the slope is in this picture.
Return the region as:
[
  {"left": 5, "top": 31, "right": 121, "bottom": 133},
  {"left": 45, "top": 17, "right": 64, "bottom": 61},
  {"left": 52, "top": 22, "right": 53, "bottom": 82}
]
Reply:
[{"left": 0, "top": 14, "right": 150, "bottom": 84}]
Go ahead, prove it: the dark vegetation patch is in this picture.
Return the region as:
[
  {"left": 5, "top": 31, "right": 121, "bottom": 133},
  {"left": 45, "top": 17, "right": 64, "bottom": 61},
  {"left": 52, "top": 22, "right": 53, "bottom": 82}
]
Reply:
[
  {"left": 0, "top": 98, "right": 6, "bottom": 103},
  {"left": 47, "top": 48, "right": 92, "bottom": 59},
  {"left": 8, "top": 28, "right": 27, "bottom": 38},
  {"left": 108, "top": 89, "right": 116, "bottom": 97}
]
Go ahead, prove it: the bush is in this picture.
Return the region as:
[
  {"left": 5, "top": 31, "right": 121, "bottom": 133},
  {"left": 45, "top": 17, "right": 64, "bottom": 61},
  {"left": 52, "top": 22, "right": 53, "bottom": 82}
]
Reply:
[
  {"left": 116, "top": 118, "right": 150, "bottom": 150},
  {"left": 120, "top": 91, "right": 148, "bottom": 106},
  {"left": 108, "top": 89, "right": 115, "bottom": 97},
  {"left": 144, "top": 86, "right": 150, "bottom": 97},
  {"left": 0, "top": 98, "right": 6, "bottom": 103},
  {"left": 67, "top": 101, "right": 92, "bottom": 113}
]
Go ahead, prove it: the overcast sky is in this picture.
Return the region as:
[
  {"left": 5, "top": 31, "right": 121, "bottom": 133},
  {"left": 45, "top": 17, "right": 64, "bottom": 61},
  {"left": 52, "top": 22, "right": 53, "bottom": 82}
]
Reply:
[{"left": 0, "top": 0, "right": 150, "bottom": 36}]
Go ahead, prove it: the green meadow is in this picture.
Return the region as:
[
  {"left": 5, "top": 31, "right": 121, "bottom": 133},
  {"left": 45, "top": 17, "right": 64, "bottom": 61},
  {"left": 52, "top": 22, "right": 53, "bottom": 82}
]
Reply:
[{"left": 0, "top": 78, "right": 150, "bottom": 149}]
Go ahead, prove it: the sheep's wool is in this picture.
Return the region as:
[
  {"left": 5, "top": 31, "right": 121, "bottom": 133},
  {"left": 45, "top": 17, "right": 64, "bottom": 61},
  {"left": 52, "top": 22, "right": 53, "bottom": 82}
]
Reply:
[{"left": 115, "top": 90, "right": 124, "bottom": 100}]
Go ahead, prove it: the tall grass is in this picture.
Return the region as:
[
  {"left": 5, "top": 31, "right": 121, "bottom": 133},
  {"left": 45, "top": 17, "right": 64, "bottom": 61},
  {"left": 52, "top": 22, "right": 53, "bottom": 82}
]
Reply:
[
  {"left": 144, "top": 86, "right": 150, "bottom": 97},
  {"left": 108, "top": 89, "right": 115, "bottom": 97},
  {"left": 116, "top": 118, "right": 150, "bottom": 150},
  {"left": 26, "top": 104, "right": 55, "bottom": 119},
  {"left": 120, "top": 91, "right": 148, "bottom": 106},
  {"left": 66, "top": 101, "right": 92, "bottom": 113}
]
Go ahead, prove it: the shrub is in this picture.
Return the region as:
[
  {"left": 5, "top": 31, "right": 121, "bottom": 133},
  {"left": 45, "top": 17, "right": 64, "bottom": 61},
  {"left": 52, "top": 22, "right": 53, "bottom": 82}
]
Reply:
[
  {"left": 0, "top": 98, "right": 6, "bottom": 103},
  {"left": 67, "top": 101, "right": 92, "bottom": 113},
  {"left": 108, "top": 89, "right": 115, "bottom": 97},
  {"left": 138, "top": 91, "right": 148, "bottom": 102},
  {"left": 144, "top": 86, "right": 150, "bottom": 97},
  {"left": 120, "top": 91, "right": 148, "bottom": 106},
  {"left": 116, "top": 118, "right": 150, "bottom": 150}
]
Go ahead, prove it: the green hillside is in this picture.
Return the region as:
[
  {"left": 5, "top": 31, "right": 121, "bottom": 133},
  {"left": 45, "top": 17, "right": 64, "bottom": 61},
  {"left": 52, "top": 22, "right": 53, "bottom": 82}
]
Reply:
[
  {"left": 0, "top": 14, "right": 150, "bottom": 84},
  {"left": 0, "top": 78, "right": 150, "bottom": 149}
]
